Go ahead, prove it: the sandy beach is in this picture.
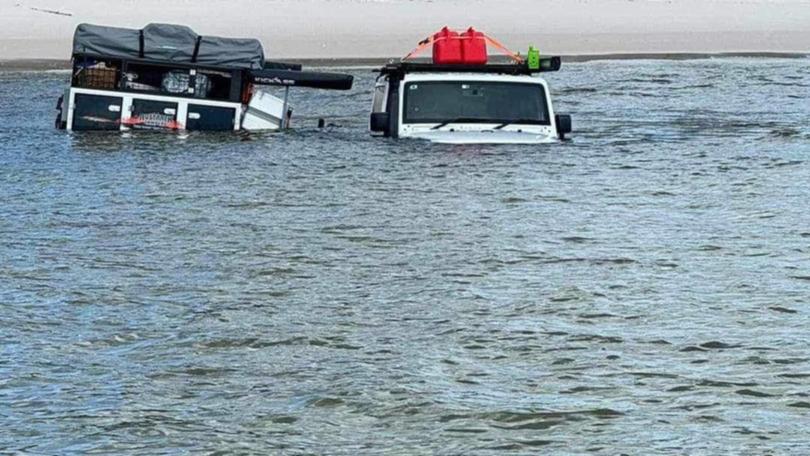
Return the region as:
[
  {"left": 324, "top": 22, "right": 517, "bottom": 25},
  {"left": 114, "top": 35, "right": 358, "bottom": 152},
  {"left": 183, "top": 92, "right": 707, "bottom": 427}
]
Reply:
[{"left": 2, "top": 0, "right": 810, "bottom": 63}]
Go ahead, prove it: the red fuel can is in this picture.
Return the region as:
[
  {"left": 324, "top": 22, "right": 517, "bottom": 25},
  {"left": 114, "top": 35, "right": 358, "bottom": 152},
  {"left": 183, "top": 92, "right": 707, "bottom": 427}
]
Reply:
[
  {"left": 432, "top": 27, "right": 463, "bottom": 64},
  {"left": 461, "top": 27, "right": 488, "bottom": 64}
]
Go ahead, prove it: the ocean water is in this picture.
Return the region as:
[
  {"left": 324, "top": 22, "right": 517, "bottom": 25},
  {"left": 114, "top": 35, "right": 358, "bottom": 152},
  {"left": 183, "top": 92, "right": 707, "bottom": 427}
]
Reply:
[{"left": 1, "top": 59, "right": 809, "bottom": 454}]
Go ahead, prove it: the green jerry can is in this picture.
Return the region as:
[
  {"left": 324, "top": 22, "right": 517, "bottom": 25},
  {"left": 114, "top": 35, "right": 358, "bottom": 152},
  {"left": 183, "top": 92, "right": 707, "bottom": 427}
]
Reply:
[{"left": 527, "top": 46, "right": 541, "bottom": 70}]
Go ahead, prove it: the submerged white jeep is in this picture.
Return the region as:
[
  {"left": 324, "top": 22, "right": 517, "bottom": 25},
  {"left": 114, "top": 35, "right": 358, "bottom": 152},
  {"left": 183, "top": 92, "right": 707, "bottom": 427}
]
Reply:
[{"left": 370, "top": 59, "right": 571, "bottom": 145}]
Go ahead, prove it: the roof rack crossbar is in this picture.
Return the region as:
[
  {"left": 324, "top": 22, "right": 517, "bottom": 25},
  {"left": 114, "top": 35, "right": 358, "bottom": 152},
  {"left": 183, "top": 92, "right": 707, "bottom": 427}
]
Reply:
[{"left": 378, "top": 58, "right": 561, "bottom": 77}]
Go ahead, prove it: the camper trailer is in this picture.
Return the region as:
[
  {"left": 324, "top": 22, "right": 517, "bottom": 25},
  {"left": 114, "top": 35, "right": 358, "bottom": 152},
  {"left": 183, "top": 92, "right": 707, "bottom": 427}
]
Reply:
[{"left": 56, "top": 23, "right": 353, "bottom": 132}]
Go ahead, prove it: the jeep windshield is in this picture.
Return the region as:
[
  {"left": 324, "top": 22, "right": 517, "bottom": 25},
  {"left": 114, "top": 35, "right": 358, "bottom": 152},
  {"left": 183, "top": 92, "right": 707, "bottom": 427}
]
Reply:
[{"left": 403, "top": 81, "right": 550, "bottom": 126}]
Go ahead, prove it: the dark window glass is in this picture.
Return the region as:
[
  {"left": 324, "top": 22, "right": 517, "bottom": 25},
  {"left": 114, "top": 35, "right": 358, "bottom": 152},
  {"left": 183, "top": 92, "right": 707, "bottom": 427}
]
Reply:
[{"left": 403, "top": 81, "right": 550, "bottom": 125}]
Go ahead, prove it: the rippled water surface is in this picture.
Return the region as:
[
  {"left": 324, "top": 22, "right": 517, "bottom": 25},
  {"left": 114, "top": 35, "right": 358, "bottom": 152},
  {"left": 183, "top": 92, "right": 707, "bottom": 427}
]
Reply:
[{"left": 1, "top": 59, "right": 809, "bottom": 454}]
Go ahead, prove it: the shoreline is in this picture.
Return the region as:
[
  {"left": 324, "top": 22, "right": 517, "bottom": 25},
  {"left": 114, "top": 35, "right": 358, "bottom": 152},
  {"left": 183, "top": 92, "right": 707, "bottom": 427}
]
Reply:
[
  {"left": 2, "top": 52, "right": 807, "bottom": 72},
  {"left": 2, "top": 0, "right": 810, "bottom": 63}
]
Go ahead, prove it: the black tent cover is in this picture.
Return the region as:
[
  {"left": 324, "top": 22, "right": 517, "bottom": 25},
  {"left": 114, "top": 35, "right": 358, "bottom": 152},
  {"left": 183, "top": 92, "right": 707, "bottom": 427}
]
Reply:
[{"left": 73, "top": 23, "right": 265, "bottom": 70}]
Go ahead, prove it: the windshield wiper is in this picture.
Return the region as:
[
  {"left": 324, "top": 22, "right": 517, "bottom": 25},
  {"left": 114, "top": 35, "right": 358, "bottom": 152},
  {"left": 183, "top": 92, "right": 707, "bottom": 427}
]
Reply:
[
  {"left": 494, "top": 119, "right": 543, "bottom": 130},
  {"left": 431, "top": 118, "right": 489, "bottom": 130},
  {"left": 430, "top": 118, "right": 544, "bottom": 131}
]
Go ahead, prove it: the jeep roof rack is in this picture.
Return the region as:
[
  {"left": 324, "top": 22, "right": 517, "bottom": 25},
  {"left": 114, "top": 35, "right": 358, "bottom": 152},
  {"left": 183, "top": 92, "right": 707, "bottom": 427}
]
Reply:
[{"left": 378, "top": 57, "right": 562, "bottom": 78}]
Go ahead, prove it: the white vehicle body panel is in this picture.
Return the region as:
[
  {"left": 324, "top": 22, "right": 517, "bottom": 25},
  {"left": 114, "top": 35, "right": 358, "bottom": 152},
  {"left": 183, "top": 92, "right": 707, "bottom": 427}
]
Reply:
[
  {"left": 66, "top": 87, "right": 244, "bottom": 131},
  {"left": 403, "top": 129, "right": 558, "bottom": 145},
  {"left": 65, "top": 87, "right": 286, "bottom": 132},
  {"left": 242, "top": 88, "right": 286, "bottom": 131}
]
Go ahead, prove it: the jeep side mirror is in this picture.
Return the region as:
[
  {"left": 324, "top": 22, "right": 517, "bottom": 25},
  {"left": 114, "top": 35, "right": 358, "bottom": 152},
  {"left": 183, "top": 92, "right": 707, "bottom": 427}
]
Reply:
[
  {"left": 555, "top": 114, "right": 572, "bottom": 139},
  {"left": 370, "top": 112, "right": 390, "bottom": 133}
]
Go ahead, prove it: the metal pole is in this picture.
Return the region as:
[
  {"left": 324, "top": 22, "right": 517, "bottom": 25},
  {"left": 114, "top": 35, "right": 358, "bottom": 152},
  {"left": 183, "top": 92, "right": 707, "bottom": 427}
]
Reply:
[{"left": 281, "top": 86, "right": 290, "bottom": 129}]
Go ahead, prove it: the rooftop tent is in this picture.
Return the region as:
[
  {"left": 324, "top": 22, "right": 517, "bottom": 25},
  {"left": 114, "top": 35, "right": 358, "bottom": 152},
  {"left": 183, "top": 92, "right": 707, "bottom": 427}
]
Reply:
[
  {"left": 196, "top": 35, "right": 265, "bottom": 70},
  {"left": 72, "top": 23, "right": 266, "bottom": 70},
  {"left": 141, "top": 23, "right": 197, "bottom": 62},
  {"left": 72, "top": 24, "right": 141, "bottom": 59}
]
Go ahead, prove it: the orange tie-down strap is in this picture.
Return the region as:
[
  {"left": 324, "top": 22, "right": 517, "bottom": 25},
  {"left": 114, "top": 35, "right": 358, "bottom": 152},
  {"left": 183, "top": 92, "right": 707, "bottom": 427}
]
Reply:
[
  {"left": 402, "top": 32, "right": 525, "bottom": 63},
  {"left": 402, "top": 35, "right": 436, "bottom": 61},
  {"left": 484, "top": 35, "right": 525, "bottom": 63}
]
